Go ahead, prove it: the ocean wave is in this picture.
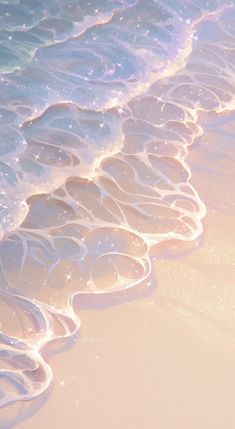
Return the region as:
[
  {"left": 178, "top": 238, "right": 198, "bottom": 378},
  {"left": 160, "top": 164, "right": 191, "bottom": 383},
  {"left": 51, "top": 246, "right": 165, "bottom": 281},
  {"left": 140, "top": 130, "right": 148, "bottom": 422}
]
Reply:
[{"left": 0, "top": 0, "right": 234, "bottom": 408}]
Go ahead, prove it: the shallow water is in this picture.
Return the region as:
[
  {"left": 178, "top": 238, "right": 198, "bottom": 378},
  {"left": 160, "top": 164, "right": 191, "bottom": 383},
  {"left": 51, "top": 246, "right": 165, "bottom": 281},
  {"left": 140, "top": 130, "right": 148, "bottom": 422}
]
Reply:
[{"left": 0, "top": 0, "right": 234, "bottom": 411}]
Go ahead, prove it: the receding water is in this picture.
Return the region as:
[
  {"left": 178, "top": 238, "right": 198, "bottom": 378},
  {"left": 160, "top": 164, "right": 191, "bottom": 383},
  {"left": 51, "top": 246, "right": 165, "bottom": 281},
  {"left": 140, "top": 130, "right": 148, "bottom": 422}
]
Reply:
[{"left": 0, "top": 0, "right": 234, "bottom": 409}]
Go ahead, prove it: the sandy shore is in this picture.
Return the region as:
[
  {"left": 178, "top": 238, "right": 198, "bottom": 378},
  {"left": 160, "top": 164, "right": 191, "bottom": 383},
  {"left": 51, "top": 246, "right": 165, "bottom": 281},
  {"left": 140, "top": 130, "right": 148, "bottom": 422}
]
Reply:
[{"left": 0, "top": 114, "right": 234, "bottom": 429}]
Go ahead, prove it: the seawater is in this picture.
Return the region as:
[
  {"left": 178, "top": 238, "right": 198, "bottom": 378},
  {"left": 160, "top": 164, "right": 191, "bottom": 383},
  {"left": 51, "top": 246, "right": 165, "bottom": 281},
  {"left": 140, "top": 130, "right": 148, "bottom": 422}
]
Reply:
[{"left": 0, "top": 0, "right": 234, "bottom": 408}]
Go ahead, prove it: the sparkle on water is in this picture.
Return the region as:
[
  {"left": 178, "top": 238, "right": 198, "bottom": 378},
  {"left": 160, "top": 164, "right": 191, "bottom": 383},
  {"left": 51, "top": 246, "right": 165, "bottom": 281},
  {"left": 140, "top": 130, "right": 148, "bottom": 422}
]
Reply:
[{"left": 0, "top": 0, "right": 234, "bottom": 409}]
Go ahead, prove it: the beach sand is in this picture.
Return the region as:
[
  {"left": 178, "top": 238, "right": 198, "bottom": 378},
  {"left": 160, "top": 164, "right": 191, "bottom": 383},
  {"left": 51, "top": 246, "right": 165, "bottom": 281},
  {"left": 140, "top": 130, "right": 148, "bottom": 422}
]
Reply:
[{"left": 1, "top": 110, "right": 234, "bottom": 429}]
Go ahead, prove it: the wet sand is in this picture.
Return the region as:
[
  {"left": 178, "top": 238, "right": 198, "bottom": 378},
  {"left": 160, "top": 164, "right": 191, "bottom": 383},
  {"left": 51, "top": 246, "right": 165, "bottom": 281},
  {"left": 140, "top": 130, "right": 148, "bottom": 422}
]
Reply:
[
  {"left": 1, "top": 111, "right": 234, "bottom": 429},
  {"left": 0, "top": 0, "right": 234, "bottom": 424}
]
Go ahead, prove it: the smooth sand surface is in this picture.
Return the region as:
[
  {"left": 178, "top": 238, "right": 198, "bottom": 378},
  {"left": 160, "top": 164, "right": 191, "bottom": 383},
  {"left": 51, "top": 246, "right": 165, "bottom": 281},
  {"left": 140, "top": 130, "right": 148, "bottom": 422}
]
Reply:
[{"left": 1, "top": 116, "right": 234, "bottom": 429}]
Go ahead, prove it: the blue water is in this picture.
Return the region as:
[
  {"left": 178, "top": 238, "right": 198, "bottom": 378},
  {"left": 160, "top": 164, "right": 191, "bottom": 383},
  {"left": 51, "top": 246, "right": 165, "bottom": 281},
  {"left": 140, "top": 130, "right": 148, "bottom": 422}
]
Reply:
[{"left": 0, "top": 0, "right": 234, "bottom": 408}]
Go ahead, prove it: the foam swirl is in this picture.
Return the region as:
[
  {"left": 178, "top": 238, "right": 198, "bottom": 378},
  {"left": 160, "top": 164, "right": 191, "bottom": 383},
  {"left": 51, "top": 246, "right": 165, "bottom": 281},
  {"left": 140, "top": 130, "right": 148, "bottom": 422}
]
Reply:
[{"left": 0, "top": 0, "right": 234, "bottom": 408}]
